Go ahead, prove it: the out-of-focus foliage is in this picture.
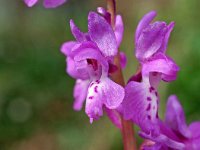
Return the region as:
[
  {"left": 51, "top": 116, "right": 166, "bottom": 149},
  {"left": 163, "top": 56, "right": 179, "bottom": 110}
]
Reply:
[{"left": 0, "top": 0, "right": 199, "bottom": 149}]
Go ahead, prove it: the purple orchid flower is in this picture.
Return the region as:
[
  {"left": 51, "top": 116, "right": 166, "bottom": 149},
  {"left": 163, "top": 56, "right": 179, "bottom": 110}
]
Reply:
[
  {"left": 122, "top": 10, "right": 179, "bottom": 131},
  {"left": 61, "top": 10, "right": 126, "bottom": 124},
  {"left": 121, "top": 10, "right": 180, "bottom": 147},
  {"left": 140, "top": 95, "right": 200, "bottom": 150},
  {"left": 24, "top": 0, "right": 67, "bottom": 8}
]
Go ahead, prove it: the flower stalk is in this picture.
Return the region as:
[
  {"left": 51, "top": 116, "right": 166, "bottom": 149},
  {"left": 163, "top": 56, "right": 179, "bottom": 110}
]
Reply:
[{"left": 106, "top": 0, "right": 137, "bottom": 150}]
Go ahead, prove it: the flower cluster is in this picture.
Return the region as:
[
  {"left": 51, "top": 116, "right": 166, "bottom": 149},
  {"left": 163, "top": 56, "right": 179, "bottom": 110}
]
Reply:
[
  {"left": 59, "top": 7, "right": 200, "bottom": 149},
  {"left": 60, "top": 8, "right": 200, "bottom": 149},
  {"left": 121, "top": 11, "right": 200, "bottom": 150},
  {"left": 61, "top": 8, "right": 126, "bottom": 123},
  {"left": 24, "top": 0, "right": 67, "bottom": 8},
  {"left": 24, "top": 0, "right": 200, "bottom": 148}
]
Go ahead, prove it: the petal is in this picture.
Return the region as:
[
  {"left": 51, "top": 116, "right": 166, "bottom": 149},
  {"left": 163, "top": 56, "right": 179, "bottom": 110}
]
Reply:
[
  {"left": 70, "top": 19, "right": 87, "bottom": 42},
  {"left": 105, "top": 108, "right": 122, "bottom": 129},
  {"left": 74, "top": 48, "right": 109, "bottom": 74},
  {"left": 165, "top": 95, "right": 191, "bottom": 138},
  {"left": 142, "top": 53, "right": 179, "bottom": 82},
  {"left": 135, "top": 21, "right": 168, "bottom": 61},
  {"left": 135, "top": 11, "right": 157, "bottom": 42},
  {"left": 60, "top": 41, "right": 77, "bottom": 57},
  {"left": 101, "top": 77, "right": 124, "bottom": 109},
  {"left": 120, "top": 52, "right": 127, "bottom": 69},
  {"left": 70, "top": 41, "right": 99, "bottom": 57},
  {"left": 148, "top": 73, "right": 161, "bottom": 89},
  {"left": 189, "top": 122, "right": 200, "bottom": 138},
  {"left": 88, "top": 12, "right": 117, "bottom": 57},
  {"left": 73, "top": 79, "right": 90, "bottom": 111},
  {"left": 24, "top": 0, "right": 38, "bottom": 7},
  {"left": 190, "top": 137, "right": 200, "bottom": 150},
  {"left": 66, "top": 57, "right": 78, "bottom": 78},
  {"left": 115, "top": 15, "right": 124, "bottom": 47},
  {"left": 86, "top": 77, "right": 124, "bottom": 122},
  {"left": 85, "top": 79, "right": 104, "bottom": 122},
  {"left": 122, "top": 78, "right": 159, "bottom": 134},
  {"left": 139, "top": 131, "right": 185, "bottom": 150},
  {"left": 43, "top": 0, "right": 67, "bottom": 8},
  {"left": 66, "top": 57, "right": 89, "bottom": 80},
  {"left": 159, "top": 120, "right": 182, "bottom": 142},
  {"left": 158, "top": 22, "right": 175, "bottom": 53}
]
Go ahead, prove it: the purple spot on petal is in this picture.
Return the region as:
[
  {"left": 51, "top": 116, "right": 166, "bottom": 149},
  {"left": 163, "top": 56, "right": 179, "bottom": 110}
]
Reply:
[
  {"left": 146, "top": 104, "right": 151, "bottom": 111},
  {"left": 156, "top": 111, "right": 159, "bottom": 118},
  {"left": 149, "top": 87, "right": 155, "bottom": 93},
  {"left": 94, "top": 86, "right": 98, "bottom": 93},
  {"left": 147, "top": 97, "right": 152, "bottom": 101},
  {"left": 147, "top": 115, "right": 151, "bottom": 120},
  {"left": 89, "top": 96, "right": 94, "bottom": 99},
  {"left": 96, "top": 80, "right": 100, "bottom": 84},
  {"left": 90, "top": 83, "right": 94, "bottom": 87},
  {"left": 156, "top": 99, "right": 159, "bottom": 104},
  {"left": 155, "top": 92, "right": 158, "bottom": 97}
]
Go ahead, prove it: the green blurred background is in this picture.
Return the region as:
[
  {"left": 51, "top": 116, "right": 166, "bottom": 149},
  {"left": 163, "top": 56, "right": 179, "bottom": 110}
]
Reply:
[{"left": 0, "top": 0, "right": 200, "bottom": 149}]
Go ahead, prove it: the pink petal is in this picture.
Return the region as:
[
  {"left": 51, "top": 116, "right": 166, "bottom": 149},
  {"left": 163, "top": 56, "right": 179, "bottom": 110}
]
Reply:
[
  {"left": 60, "top": 41, "right": 77, "bottom": 56},
  {"left": 158, "top": 22, "right": 175, "bottom": 53},
  {"left": 135, "top": 22, "right": 168, "bottom": 61},
  {"left": 190, "top": 137, "right": 200, "bottom": 150},
  {"left": 74, "top": 48, "right": 109, "bottom": 74},
  {"left": 122, "top": 78, "right": 159, "bottom": 133},
  {"left": 66, "top": 57, "right": 89, "bottom": 80},
  {"left": 189, "top": 122, "right": 200, "bottom": 138},
  {"left": 70, "top": 19, "right": 87, "bottom": 42},
  {"left": 88, "top": 12, "right": 117, "bottom": 57},
  {"left": 85, "top": 80, "right": 104, "bottom": 122},
  {"left": 135, "top": 11, "right": 157, "bottom": 42},
  {"left": 142, "top": 53, "right": 179, "bottom": 82},
  {"left": 86, "top": 77, "right": 124, "bottom": 122},
  {"left": 101, "top": 77, "right": 124, "bottom": 109},
  {"left": 70, "top": 41, "right": 98, "bottom": 58},
  {"left": 115, "top": 15, "right": 124, "bottom": 47},
  {"left": 105, "top": 108, "right": 122, "bottom": 129},
  {"left": 139, "top": 131, "right": 185, "bottom": 150},
  {"left": 73, "top": 79, "right": 90, "bottom": 111},
  {"left": 165, "top": 95, "right": 191, "bottom": 138}
]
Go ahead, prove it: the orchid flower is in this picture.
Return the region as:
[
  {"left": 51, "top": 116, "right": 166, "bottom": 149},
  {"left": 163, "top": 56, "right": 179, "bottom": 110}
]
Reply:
[
  {"left": 140, "top": 95, "right": 200, "bottom": 150},
  {"left": 122, "top": 10, "right": 179, "bottom": 130},
  {"left": 61, "top": 10, "right": 125, "bottom": 123},
  {"left": 121, "top": 10, "right": 180, "bottom": 143},
  {"left": 24, "top": 0, "right": 67, "bottom": 8}
]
